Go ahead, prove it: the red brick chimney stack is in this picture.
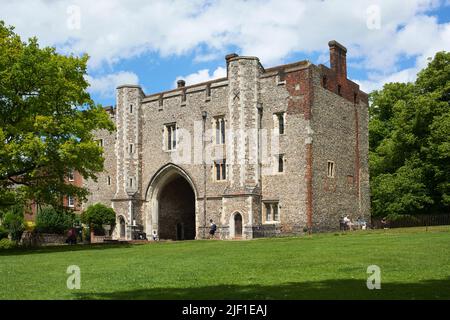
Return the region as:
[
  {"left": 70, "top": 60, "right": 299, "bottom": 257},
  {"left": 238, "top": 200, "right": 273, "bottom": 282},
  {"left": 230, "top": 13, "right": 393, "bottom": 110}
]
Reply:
[{"left": 328, "top": 40, "right": 347, "bottom": 80}]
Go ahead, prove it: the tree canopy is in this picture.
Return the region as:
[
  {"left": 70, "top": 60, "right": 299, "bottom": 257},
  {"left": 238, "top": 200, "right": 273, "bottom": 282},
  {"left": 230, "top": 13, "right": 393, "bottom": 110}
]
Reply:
[
  {"left": 81, "top": 203, "right": 116, "bottom": 229},
  {"left": 369, "top": 51, "right": 450, "bottom": 217},
  {"left": 0, "top": 21, "right": 114, "bottom": 209}
]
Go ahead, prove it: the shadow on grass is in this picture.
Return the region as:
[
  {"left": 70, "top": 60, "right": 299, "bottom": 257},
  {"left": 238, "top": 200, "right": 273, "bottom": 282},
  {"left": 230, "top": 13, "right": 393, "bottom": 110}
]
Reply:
[
  {"left": 0, "top": 243, "right": 136, "bottom": 256},
  {"left": 73, "top": 278, "right": 450, "bottom": 300}
]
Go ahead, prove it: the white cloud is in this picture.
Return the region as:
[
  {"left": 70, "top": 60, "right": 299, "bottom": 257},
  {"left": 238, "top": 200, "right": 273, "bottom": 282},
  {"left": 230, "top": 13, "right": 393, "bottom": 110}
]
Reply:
[
  {"left": 174, "top": 67, "right": 226, "bottom": 88},
  {"left": 356, "top": 67, "right": 420, "bottom": 93},
  {"left": 1, "top": 0, "right": 449, "bottom": 92},
  {"left": 86, "top": 71, "right": 139, "bottom": 99}
]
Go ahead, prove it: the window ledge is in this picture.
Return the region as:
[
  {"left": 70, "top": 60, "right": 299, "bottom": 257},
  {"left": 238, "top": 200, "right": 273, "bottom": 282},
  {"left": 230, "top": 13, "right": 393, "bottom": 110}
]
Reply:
[{"left": 263, "top": 221, "right": 280, "bottom": 225}]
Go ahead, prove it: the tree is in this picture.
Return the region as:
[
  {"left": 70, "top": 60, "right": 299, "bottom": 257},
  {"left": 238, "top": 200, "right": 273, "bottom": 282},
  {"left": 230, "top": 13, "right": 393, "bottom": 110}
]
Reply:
[
  {"left": 1, "top": 204, "right": 25, "bottom": 241},
  {"left": 35, "top": 207, "right": 75, "bottom": 235},
  {"left": 0, "top": 21, "right": 115, "bottom": 209},
  {"left": 369, "top": 51, "right": 450, "bottom": 217},
  {"left": 81, "top": 203, "right": 116, "bottom": 235}
]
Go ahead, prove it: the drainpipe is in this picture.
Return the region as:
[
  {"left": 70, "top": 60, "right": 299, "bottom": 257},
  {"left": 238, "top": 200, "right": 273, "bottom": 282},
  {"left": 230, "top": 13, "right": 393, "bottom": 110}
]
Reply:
[
  {"left": 305, "top": 125, "right": 314, "bottom": 234},
  {"left": 202, "top": 111, "right": 208, "bottom": 239}
]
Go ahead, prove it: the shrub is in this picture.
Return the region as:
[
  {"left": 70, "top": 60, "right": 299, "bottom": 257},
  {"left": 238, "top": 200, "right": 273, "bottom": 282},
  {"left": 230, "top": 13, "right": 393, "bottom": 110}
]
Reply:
[
  {"left": 82, "top": 226, "right": 90, "bottom": 242},
  {"left": 24, "top": 220, "right": 36, "bottom": 231},
  {"left": 2, "top": 210, "right": 25, "bottom": 241},
  {"left": 0, "top": 238, "right": 17, "bottom": 250},
  {"left": 0, "top": 226, "right": 8, "bottom": 240},
  {"left": 35, "top": 207, "right": 74, "bottom": 235},
  {"left": 81, "top": 203, "right": 116, "bottom": 231}
]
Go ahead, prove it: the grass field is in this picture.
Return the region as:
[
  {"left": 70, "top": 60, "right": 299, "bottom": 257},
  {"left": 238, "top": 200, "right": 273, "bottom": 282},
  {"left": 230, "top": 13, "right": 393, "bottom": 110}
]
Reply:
[{"left": 1, "top": 226, "right": 449, "bottom": 300}]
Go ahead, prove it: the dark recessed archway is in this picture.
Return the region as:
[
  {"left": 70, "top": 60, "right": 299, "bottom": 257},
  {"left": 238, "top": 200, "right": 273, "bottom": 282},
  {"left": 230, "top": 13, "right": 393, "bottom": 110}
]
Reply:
[{"left": 158, "top": 175, "right": 196, "bottom": 240}]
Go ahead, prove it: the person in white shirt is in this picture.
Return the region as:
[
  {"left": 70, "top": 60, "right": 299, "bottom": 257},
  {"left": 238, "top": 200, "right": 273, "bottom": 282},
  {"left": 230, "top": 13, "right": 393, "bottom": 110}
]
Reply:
[{"left": 343, "top": 215, "right": 353, "bottom": 231}]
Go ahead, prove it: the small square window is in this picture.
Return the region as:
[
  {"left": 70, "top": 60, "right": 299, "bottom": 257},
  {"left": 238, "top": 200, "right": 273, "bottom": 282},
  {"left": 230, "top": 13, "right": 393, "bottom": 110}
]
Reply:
[
  {"left": 68, "top": 196, "right": 75, "bottom": 208},
  {"left": 165, "top": 123, "right": 177, "bottom": 151},
  {"left": 274, "top": 112, "right": 285, "bottom": 135},
  {"left": 277, "top": 70, "right": 286, "bottom": 85},
  {"left": 214, "top": 116, "right": 226, "bottom": 145},
  {"left": 205, "top": 84, "right": 211, "bottom": 101},
  {"left": 214, "top": 160, "right": 227, "bottom": 181},
  {"left": 277, "top": 155, "right": 284, "bottom": 173},
  {"left": 265, "top": 203, "right": 272, "bottom": 222},
  {"left": 264, "top": 202, "right": 280, "bottom": 222}
]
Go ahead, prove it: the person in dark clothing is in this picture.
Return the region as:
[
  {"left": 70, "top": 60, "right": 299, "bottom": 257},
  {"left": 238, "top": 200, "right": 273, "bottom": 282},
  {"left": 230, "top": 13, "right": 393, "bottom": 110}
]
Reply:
[
  {"left": 209, "top": 219, "right": 217, "bottom": 239},
  {"left": 339, "top": 216, "right": 345, "bottom": 231},
  {"left": 66, "top": 228, "right": 77, "bottom": 245}
]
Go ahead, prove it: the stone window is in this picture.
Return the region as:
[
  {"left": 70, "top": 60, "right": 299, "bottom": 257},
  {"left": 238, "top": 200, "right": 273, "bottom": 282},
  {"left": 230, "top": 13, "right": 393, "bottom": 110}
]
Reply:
[
  {"left": 158, "top": 95, "right": 163, "bottom": 110},
  {"left": 327, "top": 161, "right": 335, "bottom": 178},
  {"left": 277, "top": 70, "right": 286, "bottom": 85},
  {"left": 205, "top": 84, "right": 211, "bottom": 101},
  {"left": 264, "top": 202, "right": 280, "bottom": 222},
  {"left": 68, "top": 170, "right": 74, "bottom": 182},
  {"left": 107, "top": 176, "right": 111, "bottom": 186},
  {"left": 347, "top": 175, "right": 354, "bottom": 186},
  {"left": 214, "top": 116, "right": 226, "bottom": 145},
  {"left": 130, "top": 104, "right": 133, "bottom": 114},
  {"left": 129, "top": 178, "right": 133, "bottom": 188},
  {"left": 165, "top": 123, "right": 177, "bottom": 151},
  {"left": 274, "top": 112, "right": 286, "bottom": 135},
  {"left": 129, "top": 144, "right": 133, "bottom": 154},
  {"left": 68, "top": 196, "right": 75, "bottom": 208},
  {"left": 214, "top": 159, "right": 226, "bottom": 181},
  {"left": 276, "top": 154, "right": 284, "bottom": 173},
  {"left": 97, "top": 139, "right": 104, "bottom": 147}
]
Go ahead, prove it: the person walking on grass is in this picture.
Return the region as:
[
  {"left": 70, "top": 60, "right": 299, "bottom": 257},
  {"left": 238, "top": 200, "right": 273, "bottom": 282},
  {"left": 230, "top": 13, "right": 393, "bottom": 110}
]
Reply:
[{"left": 209, "top": 219, "right": 217, "bottom": 239}]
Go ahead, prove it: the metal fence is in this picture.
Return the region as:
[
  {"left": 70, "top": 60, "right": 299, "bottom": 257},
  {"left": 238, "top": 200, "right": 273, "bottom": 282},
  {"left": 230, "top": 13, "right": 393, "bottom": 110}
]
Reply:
[{"left": 371, "top": 214, "right": 450, "bottom": 229}]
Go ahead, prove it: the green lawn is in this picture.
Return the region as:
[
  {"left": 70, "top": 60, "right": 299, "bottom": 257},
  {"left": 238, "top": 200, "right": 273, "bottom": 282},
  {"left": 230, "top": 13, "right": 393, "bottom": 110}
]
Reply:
[{"left": 1, "top": 226, "right": 449, "bottom": 300}]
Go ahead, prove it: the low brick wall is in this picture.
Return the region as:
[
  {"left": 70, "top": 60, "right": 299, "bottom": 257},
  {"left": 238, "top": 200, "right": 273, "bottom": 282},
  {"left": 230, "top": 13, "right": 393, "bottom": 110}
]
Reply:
[
  {"left": 91, "top": 235, "right": 112, "bottom": 243},
  {"left": 21, "top": 231, "right": 67, "bottom": 247}
]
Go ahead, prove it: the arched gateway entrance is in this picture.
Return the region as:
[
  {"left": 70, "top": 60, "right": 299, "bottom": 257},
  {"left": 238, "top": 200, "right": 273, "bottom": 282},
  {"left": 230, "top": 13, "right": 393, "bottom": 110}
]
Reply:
[{"left": 146, "top": 164, "right": 197, "bottom": 240}]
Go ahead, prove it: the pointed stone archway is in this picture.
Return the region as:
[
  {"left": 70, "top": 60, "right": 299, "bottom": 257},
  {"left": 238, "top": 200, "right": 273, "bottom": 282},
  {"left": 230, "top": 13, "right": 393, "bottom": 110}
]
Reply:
[
  {"left": 229, "top": 211, "right": 244, "bottom": 239},
  {"left": 145, "top": 164, "right": 198, "bottom": 240}
]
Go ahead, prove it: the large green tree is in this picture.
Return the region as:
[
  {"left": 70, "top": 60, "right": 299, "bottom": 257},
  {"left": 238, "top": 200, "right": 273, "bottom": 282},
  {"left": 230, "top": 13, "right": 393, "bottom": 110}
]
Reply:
[
  {"left": 369, "top": 52, "right": 450, "bottom": 217},
  {"left": 0, "top": 21, "right": 114, "bottom": 209}
]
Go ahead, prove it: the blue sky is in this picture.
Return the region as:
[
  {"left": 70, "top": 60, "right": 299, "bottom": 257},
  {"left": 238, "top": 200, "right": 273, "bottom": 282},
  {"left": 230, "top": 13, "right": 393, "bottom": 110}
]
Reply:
[{"left": 1, "top": 0, "right": 450, "bottom": 107}]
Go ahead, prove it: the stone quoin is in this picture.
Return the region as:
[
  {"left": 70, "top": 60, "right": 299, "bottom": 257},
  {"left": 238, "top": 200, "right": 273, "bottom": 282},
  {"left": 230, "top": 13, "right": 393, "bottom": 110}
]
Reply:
[{"left": 84, "top": 40, "right": 370, "bottom": 240}]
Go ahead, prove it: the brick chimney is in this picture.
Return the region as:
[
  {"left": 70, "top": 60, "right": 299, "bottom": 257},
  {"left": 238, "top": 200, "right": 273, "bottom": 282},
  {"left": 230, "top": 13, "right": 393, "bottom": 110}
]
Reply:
[
  {"left": 328, "top": 40, "right": 347, "bottom": 80},
  {"left": 177, "top": 79, "right": 186, "bottom": 88}
]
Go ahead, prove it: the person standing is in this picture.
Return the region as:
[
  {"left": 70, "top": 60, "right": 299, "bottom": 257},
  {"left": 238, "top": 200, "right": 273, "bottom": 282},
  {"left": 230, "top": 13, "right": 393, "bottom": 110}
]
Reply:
[
  {"left": 209, "top": 219, "right": 217, "bottom": 239},
  {"left": 343, "top": 215, "right": 353, "bottom": 231},
  {"left": 339, "top": 216, "right": 345, "bottom": 231}
]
